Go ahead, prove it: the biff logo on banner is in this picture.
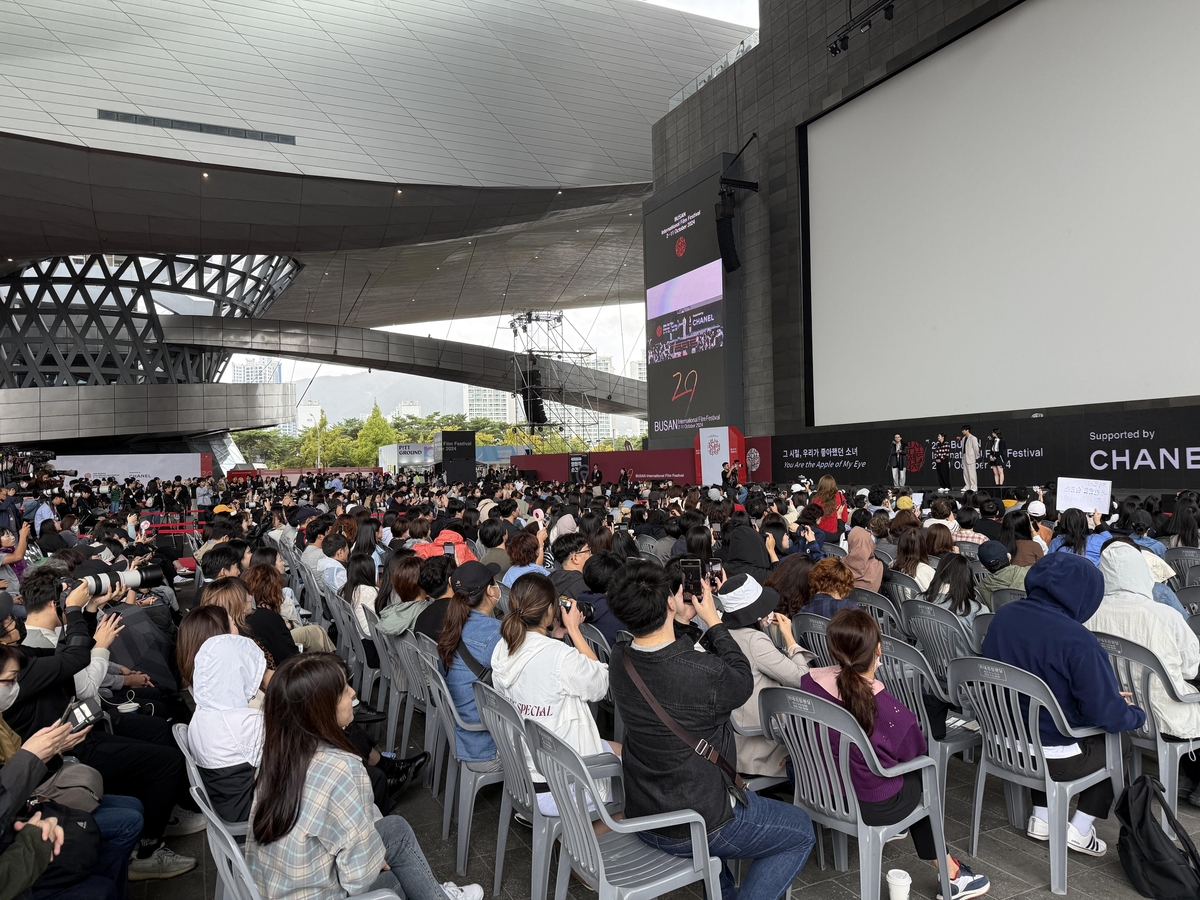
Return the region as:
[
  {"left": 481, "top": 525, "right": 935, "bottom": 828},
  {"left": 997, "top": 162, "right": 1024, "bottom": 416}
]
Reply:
[{"left": 675, "top": 236, "right": 686, "bottom": 257}]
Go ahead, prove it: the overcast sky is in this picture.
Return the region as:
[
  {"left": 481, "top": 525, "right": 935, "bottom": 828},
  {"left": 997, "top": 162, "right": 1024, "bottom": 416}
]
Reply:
[{"left": 228, "top": 0, "right": 757, "bottom": 396}]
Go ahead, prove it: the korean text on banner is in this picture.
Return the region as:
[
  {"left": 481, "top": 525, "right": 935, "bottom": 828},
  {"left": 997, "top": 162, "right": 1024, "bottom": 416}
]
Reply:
[{"left": 1056, "top": 477, "right": 1112, "bottom": 514}]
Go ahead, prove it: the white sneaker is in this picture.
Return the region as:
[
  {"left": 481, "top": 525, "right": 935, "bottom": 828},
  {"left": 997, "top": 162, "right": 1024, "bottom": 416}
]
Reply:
[
  {"left": 1067, "top": 823, "right": 1107, "bottom": 856},
  {"left": 164, "top": 805, "right": 206, "bottom": 836},
  {"left": 128, "top": 846, "right": 197, "bottom": 881},
  {"left": 1025, "top": 815, "right": 1049, "bottom": 842},
  {"left": 441, "top": 882, "right": 484, "bottom": 900}
]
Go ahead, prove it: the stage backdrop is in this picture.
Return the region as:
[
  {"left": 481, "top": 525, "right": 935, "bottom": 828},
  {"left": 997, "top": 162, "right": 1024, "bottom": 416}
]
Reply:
[
  {"left": 772, "top": 403, "right": 1200, "bottom": 491},
  {"left": 643, "top": 155, "right": 743, "bottom": 443}
]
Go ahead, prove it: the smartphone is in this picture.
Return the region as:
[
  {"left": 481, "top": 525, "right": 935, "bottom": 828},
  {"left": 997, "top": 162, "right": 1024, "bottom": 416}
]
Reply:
[
  {"left": 707, "top": 560, "right": 723, "bottom": 585},
  {"left": 711, "top": 522, "right": 721, "bottom": 535},
  {"left": 442, "top": 542, "right": 455, "bottom": 556},
  {"left": 59, "top": 697, "right": 102, "bottom": 733},
  {"left": 681, "top": 557, "right": 703, "bottom": 596}
]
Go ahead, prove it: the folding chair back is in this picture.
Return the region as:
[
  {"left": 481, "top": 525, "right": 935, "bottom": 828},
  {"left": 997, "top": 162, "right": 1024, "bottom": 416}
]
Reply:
[
  {"left": 901, "top": 600, "right": 973, "bottom": 685},
  {"left": 792, "top": 613, "right": 833, "bottom": 667},
  {"left": 848, "top": 588, "right": 905, "bottom": 639}
]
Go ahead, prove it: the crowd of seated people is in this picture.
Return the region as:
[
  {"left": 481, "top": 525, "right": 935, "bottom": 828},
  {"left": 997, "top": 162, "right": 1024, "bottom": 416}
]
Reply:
[{"left": 5, "top": 465, "right": 1200, "bottom": 900}]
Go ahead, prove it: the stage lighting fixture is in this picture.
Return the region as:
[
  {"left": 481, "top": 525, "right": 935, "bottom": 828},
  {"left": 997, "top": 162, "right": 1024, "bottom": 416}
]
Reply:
[
  {"left": 884, "top": 4, "right": 894, "bottom": 19},
  {"left": 828, "top": 43, "right": 839, "bottom": 56},
  {"left": 839, "top": 35, "right": 849, "bottom": 51}
]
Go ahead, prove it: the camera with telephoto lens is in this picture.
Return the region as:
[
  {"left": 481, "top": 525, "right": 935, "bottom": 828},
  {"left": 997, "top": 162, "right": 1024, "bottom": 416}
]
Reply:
[{"left": 64, "top": 565, "right": 164, "bottom": 597}]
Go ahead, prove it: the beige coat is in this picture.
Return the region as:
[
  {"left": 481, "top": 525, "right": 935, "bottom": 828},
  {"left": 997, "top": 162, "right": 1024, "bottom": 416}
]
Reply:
[{"left": 729, "top": 628, "right": 813, "bottom": 776}]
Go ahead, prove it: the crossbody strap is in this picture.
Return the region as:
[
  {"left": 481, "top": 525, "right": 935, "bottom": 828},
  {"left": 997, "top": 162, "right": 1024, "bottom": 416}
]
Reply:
[
  {"left": 456, "top": 640, "right": 491, "bottom": 681},
  {"left": 621, "top": 650, "right": 746, "bottom": 792}
]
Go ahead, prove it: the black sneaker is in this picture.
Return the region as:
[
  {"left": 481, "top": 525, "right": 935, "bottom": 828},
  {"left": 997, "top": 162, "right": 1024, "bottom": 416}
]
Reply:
[{"left": 937, "top": 863, "right": 991, "bottom": 900}]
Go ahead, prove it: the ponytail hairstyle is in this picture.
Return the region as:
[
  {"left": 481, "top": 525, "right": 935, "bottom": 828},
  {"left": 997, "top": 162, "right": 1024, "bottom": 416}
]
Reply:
[
  {"left": 437, "top": 577, "right": 496, "bottom": 670},
  {"left": 826, "top": 608, "right": 883, "bottom": 735},
  {"left": 500, "top": 571, "right": 557, "bottom": 653}
]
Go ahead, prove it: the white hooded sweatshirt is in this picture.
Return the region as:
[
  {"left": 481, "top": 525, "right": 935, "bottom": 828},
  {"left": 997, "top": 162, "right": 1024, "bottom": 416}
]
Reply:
[
  {"left": 1087, "top": 543, "right": 1200, "bottom": 739},
  {"left": 189, "top": 634, "right": 267, "bottom": 769},
  {"left": 490, "top": 631, "right": 608, "bottom": 784}
]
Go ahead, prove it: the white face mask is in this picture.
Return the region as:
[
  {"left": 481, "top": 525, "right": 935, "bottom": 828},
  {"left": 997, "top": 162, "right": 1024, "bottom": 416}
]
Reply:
[{"left": 0, "top": 682, "right": 19, "bottom": 712}]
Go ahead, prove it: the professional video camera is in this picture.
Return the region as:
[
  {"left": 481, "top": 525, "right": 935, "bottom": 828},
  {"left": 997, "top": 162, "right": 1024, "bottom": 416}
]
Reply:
[{"left": 64, "top": 565, "right": 165, "bottom": 597}]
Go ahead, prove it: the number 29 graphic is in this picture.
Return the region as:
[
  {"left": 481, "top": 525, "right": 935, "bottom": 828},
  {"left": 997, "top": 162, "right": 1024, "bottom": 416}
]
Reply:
[{"left": 672, "top": 369, "right": 698, "bottom": 412}]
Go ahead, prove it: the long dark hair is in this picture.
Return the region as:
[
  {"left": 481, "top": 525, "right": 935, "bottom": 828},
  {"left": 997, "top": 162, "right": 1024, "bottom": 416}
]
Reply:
[
  {"left": 437, "top": 578, "right": 495, "bottom": 669},
  {"left": 684, "top": 525, "right": 712, "bottom": 568},
  {"left": 351, "top": 519, "right": 380, "bottom": 558},
  {"left": 923, "top": 555, "right": 976, "bottom": 617},
  {"left": 611, "top": 529, "right": 640, "bottom": 560},
  {"left": 827, "top": 609, "right": 882, "bottom": 735},
  {"left": 891, "top": 528, "right": 928, "bottom": 577},
  {"left": 998, "top": 510, "right": 1034, "bottom": 556},
  {"left": 764, "top": 553, "right": 813, "bottom": 616},
  {"left": 500, "top": 572, "right": 556, "bottom": 654},
  {"left": 340, "top": 553, "right": 377, "bottom": 606},
  {"left": 252, "top": 653, "right": 358, "bottom": 845},
  {"left": 1055, "top": 508, "right": 1090, "bottom": 556}
]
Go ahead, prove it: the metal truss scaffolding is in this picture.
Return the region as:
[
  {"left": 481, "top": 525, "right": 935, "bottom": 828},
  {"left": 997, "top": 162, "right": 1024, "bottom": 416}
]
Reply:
[
  {"left": 509, "top": 310, "right": 601, "bottom": 440},
  {"left": 0, "top": 254, "right": 300, "bottom": 388}
]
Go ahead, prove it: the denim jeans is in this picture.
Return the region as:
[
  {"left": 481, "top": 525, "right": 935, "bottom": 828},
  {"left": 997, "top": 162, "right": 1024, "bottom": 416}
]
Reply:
[
  {"left": 638, "top": 791, "right": 815, "bottom": 900},
  {"left": 93, "top": 795, "right": 144, "bottom": 894},
  {"left": 368, "top": 815, "right": 451, "bottom": 900}
]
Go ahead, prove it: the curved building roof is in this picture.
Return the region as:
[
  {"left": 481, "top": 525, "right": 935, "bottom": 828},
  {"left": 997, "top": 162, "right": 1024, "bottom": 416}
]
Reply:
[{"left": 0, "top": 0, "right": 749, "bottom": 187}]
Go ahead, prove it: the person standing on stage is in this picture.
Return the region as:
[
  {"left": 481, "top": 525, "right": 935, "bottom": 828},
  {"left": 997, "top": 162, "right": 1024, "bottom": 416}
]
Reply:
[
  {"left": 960, "top": 425, "right": 981, "bottom": 492},
  {"left": 887, "top": 435, "right": 907, "bottom": 488},
  {"left": 931, "top": 433, "right": 953, "bottom": 493},
  {"left": 986, "top": 429, "right": 1008, "bottom": 487}
]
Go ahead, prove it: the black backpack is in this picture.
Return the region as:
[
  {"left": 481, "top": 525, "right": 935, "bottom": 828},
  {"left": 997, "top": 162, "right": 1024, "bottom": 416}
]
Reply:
[{"left": 1115, "top": 774, "right": 1200, "bottom": 900}]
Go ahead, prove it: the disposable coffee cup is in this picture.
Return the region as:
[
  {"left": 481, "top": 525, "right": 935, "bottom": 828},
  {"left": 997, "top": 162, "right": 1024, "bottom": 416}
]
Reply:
[{"left": 886, "top": 868, "right": 912, "bottom": 900}]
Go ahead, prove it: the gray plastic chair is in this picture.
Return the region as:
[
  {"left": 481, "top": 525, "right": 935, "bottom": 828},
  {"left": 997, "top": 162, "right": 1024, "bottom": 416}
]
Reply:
[
  {"left": 948, "top": 657, "right": 1124, "bottom": 895},
  {"left": 364, "top": 608, "right": 401, "bottom": 751},
  {"left": 190, "top": 785, "right": 399, "bottom": 900},
  {"left": 1165, "top": 546, "right": 1200, "bottom": 580},
  {"left": 525, "top": 718, "right": 723, "bottom": 900},
  {"left": 495, "top": 583, "right": 511, "bottom": 616},
  {"left": 880, "top": 569, "right": 923, "bottom": 610},
  {"left": 759, "top": 687, "right": 953, "bottom": 900},
  {"left": 473, "top": 682, "right": 624, "bottom": 900},
  {"left": 1175, "top": 584, "right": 1200, "bottom": 614},
  {"left": 1092, "top": 631, "right": 1200, "bottom": 838},
  {"left": 989, "top": 588, "right": 1025, "bottom": 610},
  {"left": 972, "top": 612, "right": 994, "bottom": 652},
  {"left": 1184, "top": 568, "right": 1200, "bottom": 589},
  {"left": 847, "top": 588, "right": 906, "bottom": 639},
  {"left": 900, "top": 600, "right": 974, "bottom": 686},
  {"left": 578, "top": 623, "right": 624, "bottom": 744},
  {"left": 396, "top": 633, "right": 443, "bottom": 786},
  {"left": 792, "top": 613, "right": 833, "bottom": 667},
  {"left": 876, "top": 637, "right": 981, "bottom": 805},
  {"left": 821, "top": 542, "right": 846, "bottom": 558},
  {"left": 873, "top": 545, "right": 895, "bottom": 565},
  {"left": 955, "top": 540, "right": 980, "bottom": 559},
  {"left": 418, "top": 653, "right": 505, "bottom": 876},
  {"left": 173, "top": 720, "right": 245, "bottom": 900}
]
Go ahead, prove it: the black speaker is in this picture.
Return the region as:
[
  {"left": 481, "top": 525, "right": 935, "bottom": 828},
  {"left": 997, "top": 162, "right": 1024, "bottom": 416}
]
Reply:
[
  {"left": 715, "top": 189, "right": 740, "bottom": 272},
  {"left": 520, "top": 352, "right": 547, "bottom": 426}
]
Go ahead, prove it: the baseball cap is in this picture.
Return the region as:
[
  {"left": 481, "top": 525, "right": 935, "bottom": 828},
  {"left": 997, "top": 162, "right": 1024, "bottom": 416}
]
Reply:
[
  {"left": 450, "top": 560, "right": 500, "bottom": 595},
  {"left": 1129, "top": 509, "right": 1153, "bottom": 531},
  {"left": 1026, "top": 500, "right": 1047, "bottom": 518},
  {"left": 213, "top": 504, "right": 235, "bottom": 514},
  {"left": 790, "top": 484, "right": 803, "bottom": 494},
  {"left": 978, "top": 540, "right": 1010, "bottom": 571},
  {"left": 856, "top": 488, "right": 870, "bottom": 498}
]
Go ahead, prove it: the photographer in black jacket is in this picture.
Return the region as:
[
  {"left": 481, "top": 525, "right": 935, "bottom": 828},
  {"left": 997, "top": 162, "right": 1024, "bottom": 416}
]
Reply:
[{"left": 607, "top": 559, "right": 815, "bottom": 900}]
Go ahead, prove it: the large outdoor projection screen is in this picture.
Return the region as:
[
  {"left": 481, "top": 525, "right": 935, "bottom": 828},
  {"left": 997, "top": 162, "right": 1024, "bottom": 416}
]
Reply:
[{"left": 806, "top": 0, "right": 1200, "bottom": 426}]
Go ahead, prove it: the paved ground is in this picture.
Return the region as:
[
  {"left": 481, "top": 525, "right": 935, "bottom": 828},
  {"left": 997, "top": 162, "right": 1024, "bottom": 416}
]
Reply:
[{"left": 141, "top": 703, "right": 1184, "bottom": 900}]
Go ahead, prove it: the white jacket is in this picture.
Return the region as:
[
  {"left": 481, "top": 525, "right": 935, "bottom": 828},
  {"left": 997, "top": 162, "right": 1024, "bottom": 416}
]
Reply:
[
  {"left": 1086, "top": 543, "right": 1200, "bottom": 740},
  {"left": 490, "top": 632, "right": 608, "bottom": 784}
]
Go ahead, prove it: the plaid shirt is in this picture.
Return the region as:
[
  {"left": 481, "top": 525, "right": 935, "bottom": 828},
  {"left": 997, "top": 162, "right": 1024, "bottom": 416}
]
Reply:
[
  {"left": 247, "top": 749, "right": 384, "bottom": 900},
  {"left": 954, "top": 529, "right": 987, "bottom": 545}
]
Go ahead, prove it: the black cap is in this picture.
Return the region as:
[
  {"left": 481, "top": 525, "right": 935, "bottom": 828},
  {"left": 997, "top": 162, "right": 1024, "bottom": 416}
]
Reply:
[
  {"left": 1129, "top": 509, "right": 1153, "bottom": 531},
  {"left": 450, "top": 560, "right": 500, "bottom": 595},
  {"left": 978, "top": 540, "right": 1010, "bottom": 572}
]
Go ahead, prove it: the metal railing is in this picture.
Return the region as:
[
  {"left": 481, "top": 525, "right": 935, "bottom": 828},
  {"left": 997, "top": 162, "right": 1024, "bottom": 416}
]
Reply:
[{"left": 668, "top": 30, "right": 759, "bottom": 111}]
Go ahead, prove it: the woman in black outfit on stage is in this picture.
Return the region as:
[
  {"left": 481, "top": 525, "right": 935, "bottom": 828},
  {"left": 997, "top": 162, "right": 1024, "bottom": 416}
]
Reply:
[
  {"left": 931, "top": 433, "right": 953, "bottom": 493},
  {"left": 986, "top": 429, "right": 1007, "bottom": 487}
]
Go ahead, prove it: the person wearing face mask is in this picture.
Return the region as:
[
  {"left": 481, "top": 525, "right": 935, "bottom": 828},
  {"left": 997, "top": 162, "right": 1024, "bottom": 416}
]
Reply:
[{"left": 0, "top": 641, "right": 147, "bottom": 900}]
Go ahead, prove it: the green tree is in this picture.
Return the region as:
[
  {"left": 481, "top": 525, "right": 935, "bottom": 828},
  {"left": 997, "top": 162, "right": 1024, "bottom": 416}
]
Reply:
[
  {"left": 231, "top": 429, "right": 305, "bottom": 468},
  {"left": 337, "top": 417, "right": 365, "bottom": 441},
  {"left": 352, "top": 402, "right": 398, "bottom": 466},
  {"left": 298, "top": 413, "right": 355, "bottom": 467}
]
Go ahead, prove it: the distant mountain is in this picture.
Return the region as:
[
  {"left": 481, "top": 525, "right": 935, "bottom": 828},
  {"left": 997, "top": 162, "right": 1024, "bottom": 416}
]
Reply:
[{"left": 292, "top": 371, "right": 465, "bottom": 423}]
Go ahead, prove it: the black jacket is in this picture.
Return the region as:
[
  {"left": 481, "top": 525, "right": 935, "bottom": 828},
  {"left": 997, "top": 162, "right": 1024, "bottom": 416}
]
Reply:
[
  {"left": 609, "top": 624, "right": 753, "bottom": 838},
  {"left": 887, "top": 444, "right": 907, "bottom": 469},
  {"left": 8, "top": 608, "right": 92, "bottom": 739}
]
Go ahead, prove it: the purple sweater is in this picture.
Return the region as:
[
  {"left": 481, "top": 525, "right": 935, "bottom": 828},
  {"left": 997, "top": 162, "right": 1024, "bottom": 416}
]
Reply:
[{"left": 800, "top": 668, "right": 927, "bottom": 803}]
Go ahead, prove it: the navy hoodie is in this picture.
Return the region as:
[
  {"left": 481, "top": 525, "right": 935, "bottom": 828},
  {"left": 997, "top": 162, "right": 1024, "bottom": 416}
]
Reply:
[{"left": 982, "top": 553, "right": 1145, "bottom": 747}]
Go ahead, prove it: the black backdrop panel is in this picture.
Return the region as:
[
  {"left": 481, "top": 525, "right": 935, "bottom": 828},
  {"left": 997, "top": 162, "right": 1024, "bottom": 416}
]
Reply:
[{"left": 772, "top": 405, "right": 1200, "bottom": 490}]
